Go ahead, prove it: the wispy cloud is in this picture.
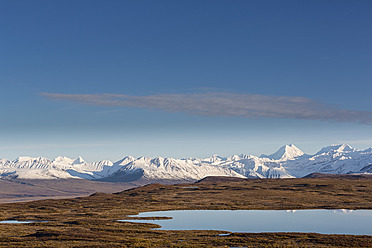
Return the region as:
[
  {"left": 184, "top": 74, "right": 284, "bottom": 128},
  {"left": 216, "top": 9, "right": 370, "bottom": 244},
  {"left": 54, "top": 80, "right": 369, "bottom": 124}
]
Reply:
[{"left": 40, "top": 92, "right": 372, "bottom": 124}]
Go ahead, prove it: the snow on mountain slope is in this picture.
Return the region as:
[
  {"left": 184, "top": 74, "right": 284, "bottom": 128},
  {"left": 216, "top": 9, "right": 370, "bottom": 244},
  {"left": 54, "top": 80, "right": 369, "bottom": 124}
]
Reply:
[
  {"left": 212, "top": 154, "right": 295, "bottom": 178},
  {"left": 0, "top": 168, "right": 74, "bottom": 179},
  {"left": 73, "top": 156, "right": 86, "bottom": 165},
  {"left": 315, "top": 144, "right": 356, "bottom": 155},
  {"left": 0, "top": 157, "right": 71, "bottom": 179},
  {"left": 110, "top": 156, "right": 246, "bottom": 181},
  {"left": 260, "top": 144, "right": 305, "bottom": 160},
  {"left": 0, "top": 163, "right": 73, "bottom": 180},
  {"left": 0, "top": 156, "right": 118, "bottom": 179},
  {"left": 65, "top": 160, "right": 117, "bottom": 180},
  {"left": 52, "top": 156, "right": 75, "bottom": 167},
  {"left": 0, "top": 144, "right": 371, "bottom": 180},
  {"left": 282, "top": 144, "right": 372, "bottom": 177},
  {"left": 7, "top": 156, "right": 53, "bottom": 169}
]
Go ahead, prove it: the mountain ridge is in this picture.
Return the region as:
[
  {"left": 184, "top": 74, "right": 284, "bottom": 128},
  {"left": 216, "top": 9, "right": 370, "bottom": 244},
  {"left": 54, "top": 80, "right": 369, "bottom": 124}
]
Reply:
[{"left": 1, "top": 144, "right": 371, "bottom": 181}]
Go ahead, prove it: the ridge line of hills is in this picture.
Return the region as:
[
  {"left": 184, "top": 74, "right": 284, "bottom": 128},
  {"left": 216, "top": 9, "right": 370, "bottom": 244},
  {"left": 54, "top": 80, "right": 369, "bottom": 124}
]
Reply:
[{"left": 1, "top": 144, "right": 371, "bottom": 182}]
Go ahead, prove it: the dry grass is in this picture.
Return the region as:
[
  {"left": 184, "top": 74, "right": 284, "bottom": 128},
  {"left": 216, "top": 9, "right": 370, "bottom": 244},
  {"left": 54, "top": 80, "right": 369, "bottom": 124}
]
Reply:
[{"left": 0, "top": 176, "right": 371, "bottom": 247}]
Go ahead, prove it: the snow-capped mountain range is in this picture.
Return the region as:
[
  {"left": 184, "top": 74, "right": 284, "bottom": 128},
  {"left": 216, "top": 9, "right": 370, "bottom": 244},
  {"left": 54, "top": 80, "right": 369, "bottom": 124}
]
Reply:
[{"left": 1, "top": 144, "right": 371, "bottom": 181}]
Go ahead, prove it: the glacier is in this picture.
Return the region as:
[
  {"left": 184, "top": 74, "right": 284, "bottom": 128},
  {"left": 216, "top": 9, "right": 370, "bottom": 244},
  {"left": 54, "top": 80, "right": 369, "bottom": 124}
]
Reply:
[{"left": 0, "top": 144, "right": 371, "bottom": 181}]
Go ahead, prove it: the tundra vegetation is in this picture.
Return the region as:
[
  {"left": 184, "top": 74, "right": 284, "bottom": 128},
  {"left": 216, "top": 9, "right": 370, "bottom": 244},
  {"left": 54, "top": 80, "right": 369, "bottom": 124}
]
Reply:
[{"left": 0, "top": 176, "right": 371, "bottom": 247}]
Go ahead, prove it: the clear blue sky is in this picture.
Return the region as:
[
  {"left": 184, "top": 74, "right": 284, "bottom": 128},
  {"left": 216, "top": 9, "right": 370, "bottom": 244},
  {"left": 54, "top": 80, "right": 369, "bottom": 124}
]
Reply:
[{"left": 1, "top": 0, "right": 372, "bottom": 161}]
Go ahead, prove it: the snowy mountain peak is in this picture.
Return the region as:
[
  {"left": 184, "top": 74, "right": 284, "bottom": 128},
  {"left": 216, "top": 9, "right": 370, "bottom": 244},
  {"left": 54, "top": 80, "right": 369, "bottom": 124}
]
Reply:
[
  {"left": 316, "top": 144, "right": 356, "bottom": 155},
  {"left": 72, "top": 156, "right": 86, "bottom": 165},
  {"left": 260, "top": 144, "right": 304, "bottom": 161},
  {"left": 114, "top": 156, "right": 135, "bottom": 166},
  {"left": 53, "top": 156, "right": 74, "bottom": 165},
  {"left": 16, "top": 156, "right": 36, "bottom": 162},
  {"left": 1, "top": 143, "right": 371, "bottom": 181},
  {"left": 208, "top": 154, "right": 225, "bottom": 163},
  {"left": 152, "top": 157, "right": 165, "bottom": 166},
  {"left": 15, "top": 156, "right": 50, "bottom": 163}
]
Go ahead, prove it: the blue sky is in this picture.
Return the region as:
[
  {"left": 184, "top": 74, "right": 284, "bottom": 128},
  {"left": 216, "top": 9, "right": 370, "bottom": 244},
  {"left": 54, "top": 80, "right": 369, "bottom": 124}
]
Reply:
[{"left": 1, "top": 0, "right": 372, "bottom": 161}]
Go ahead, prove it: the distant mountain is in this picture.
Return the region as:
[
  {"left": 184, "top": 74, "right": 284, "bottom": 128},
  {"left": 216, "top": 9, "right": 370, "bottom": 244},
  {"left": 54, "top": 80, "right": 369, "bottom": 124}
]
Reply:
[
  {"left": 103, "top": 156, "right": 245, "bottom": 182},
  {"left": 260, "top": 144, "right": 305, "bottom": 160},
  {"left": 0, "top": 144, "right": 371, "bottom": 181},
  {"left": 282, "top": 144, "right": 372, "bottom": 177}
]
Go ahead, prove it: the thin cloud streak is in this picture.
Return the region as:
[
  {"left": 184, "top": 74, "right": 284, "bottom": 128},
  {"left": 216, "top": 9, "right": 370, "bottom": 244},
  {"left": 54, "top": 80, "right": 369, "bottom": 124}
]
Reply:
[{"left": 40, "top": 92, "right": 372, "bottom": 124}]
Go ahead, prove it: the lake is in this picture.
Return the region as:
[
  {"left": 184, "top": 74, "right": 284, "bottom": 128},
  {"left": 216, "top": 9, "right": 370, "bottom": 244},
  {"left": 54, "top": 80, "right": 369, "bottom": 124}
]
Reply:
[
  {"left": 0, "top": 220, "right": 34, "bottom": 224},
  {"left": 119, "top": 209, "right": 372, "bottom": 235},
  {"left": 0, "top": 220, "right": 47, "bottom": 224}
]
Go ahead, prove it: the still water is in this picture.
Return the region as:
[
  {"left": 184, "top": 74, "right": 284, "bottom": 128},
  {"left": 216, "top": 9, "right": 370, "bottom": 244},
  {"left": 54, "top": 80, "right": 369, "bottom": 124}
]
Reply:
[
  {"left": 119, "top": 209, "right": 372, "bottom": 235},
  {"left": 0, "top": 220, "right": 47, "bottom": 224},
  {"left": 0, "top": 220, "right": 34, "bottom": 224}
]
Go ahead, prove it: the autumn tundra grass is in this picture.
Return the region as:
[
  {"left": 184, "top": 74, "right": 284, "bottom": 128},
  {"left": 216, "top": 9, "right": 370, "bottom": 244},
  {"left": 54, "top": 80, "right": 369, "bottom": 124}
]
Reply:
[{"left": 0, "top": 176, "right": 371, "bottom": 247}]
